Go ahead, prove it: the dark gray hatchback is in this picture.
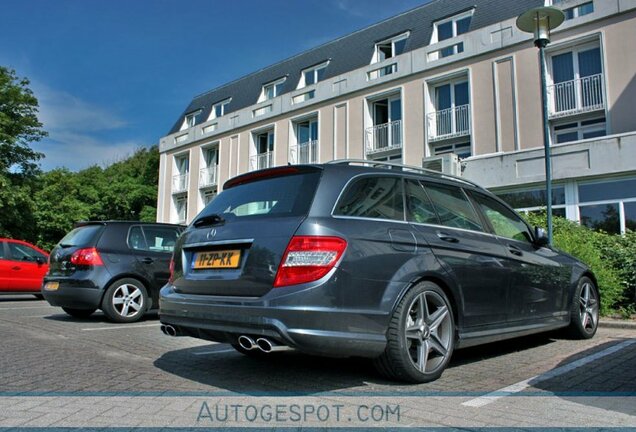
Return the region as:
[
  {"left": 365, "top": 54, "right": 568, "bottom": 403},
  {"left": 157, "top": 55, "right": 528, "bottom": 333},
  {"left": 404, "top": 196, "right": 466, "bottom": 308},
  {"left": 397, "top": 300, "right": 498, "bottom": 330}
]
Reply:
[{"left": 159, "top": 160, "right": 599, "bottom": 382}]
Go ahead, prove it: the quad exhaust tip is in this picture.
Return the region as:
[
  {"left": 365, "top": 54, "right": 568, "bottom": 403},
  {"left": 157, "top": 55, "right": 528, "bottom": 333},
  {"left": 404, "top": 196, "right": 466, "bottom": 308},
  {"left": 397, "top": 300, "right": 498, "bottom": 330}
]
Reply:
[
  {"left": 238, "top": 335, "right": 293, "bottom": 353},
  {"left": 238, "top": 335, "right": 256, "bottom": 350},
  {"left": 160, "top": 324, "right": 178, "bottom": 337}
]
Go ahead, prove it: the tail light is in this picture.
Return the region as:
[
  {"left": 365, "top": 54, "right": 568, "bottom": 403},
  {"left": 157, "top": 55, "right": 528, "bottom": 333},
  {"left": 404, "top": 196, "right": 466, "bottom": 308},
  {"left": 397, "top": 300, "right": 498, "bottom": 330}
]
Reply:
[
  {"left": 274, "top": 236, "right": 347, "bottom": 288},
  {"left": 70, "top": 247, "right": 104, "bottom": 266},
  {"left": 168, "top": 258, "right": 175, "bottom": 283}
]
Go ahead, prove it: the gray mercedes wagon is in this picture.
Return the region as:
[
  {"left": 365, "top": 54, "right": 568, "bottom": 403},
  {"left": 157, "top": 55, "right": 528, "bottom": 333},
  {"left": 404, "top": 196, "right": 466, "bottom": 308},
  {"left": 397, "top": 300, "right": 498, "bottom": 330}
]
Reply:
[{"left": 159, "top": 160, "right": 599, "bottom": 383}]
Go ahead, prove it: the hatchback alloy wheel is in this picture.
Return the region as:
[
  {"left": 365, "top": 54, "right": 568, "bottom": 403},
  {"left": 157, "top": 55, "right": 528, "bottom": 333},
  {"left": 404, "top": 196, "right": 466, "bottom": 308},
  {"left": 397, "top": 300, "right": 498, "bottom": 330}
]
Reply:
[{"left": 112, "top": 283, "right": 144, "bottom": 318}]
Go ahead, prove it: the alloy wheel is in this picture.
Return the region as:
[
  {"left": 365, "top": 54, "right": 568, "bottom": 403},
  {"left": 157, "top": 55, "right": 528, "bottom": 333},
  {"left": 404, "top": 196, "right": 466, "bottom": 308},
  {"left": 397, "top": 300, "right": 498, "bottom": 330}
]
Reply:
[
  {"left": 112, "top": 284, "right": 144, "bottom": 318},
  {"left": 579, "top": 281, "right": 599, "bottom": 333}
]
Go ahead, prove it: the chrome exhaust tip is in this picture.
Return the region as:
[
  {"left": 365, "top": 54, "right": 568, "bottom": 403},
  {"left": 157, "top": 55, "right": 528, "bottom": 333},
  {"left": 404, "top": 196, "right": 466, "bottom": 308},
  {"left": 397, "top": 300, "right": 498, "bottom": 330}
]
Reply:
[
  {"left": 256, "top": 337, "right": 292, "bottom": 353},
  {"left": 160, "top": 324, "right": 167, "bottom": 335},
  {"left": 164, "top": 324, "right": 177, "bottom": 337},
  {"left": 238, "top": 335, "right": 256, "bottom": 350}
]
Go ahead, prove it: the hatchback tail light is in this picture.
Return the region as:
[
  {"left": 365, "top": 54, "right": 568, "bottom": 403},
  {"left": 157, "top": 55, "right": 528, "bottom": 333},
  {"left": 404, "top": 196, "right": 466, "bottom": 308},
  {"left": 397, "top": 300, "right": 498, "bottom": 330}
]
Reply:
[
  {"left": 273, "top": 236, "right": 347, "bottom": 288},
  {"left": 70, "top": 247, "right": 104, "bottom": 266}
]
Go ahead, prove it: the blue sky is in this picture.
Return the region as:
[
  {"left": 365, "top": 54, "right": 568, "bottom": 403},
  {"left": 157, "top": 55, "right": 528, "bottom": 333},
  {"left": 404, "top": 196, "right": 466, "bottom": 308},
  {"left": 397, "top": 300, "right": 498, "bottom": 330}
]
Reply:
[{"left": 0, "top": 0, "right": 427, "bottom": 171}]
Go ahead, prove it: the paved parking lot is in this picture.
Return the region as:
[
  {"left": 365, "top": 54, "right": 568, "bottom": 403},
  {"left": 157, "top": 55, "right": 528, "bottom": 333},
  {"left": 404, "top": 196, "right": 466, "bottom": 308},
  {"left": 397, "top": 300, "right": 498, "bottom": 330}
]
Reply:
[{"left": 1, "top": 294, "right": 635, "bottom": 429}]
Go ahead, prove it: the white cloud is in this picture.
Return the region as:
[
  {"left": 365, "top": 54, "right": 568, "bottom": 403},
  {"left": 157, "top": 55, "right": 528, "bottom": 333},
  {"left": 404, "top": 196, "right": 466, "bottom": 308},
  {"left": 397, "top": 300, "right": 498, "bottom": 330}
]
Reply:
[{"left": 29, "top": 83, "right": 144, "bottom": 171}]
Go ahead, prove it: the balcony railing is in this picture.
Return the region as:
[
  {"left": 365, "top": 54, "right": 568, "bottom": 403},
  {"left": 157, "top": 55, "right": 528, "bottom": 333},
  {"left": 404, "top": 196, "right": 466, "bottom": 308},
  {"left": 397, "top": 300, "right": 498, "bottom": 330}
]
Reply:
[
  {"left": 199, "top": 166, "right": 218, "bottom": 188},
  {"left": 249, "top": 151, "right": 273, "bottom": 171},
  {"left": 365, "top": 120, "right": 402, "bottom": 154},
  {"left": 547, "top": 73, "right": 605, "bottom": 118},
  {"left": 427, "top": 104, "right": 471, "bottom": 141},
  {"left": 289, "top": 140, "right": 318, "bottom": 164},
  {"left": 172, "top": 173, "right": 189, "bottom": 194}
]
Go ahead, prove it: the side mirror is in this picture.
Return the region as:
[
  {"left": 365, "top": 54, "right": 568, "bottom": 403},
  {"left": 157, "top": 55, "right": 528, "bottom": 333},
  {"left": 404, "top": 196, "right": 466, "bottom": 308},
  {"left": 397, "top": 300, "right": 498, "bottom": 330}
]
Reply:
[
  {"left": 35, "top": 257, "right": 46, "bottom": 265},
  {"left": 534, "top": 226, "right": 549, "bottom": 247}
]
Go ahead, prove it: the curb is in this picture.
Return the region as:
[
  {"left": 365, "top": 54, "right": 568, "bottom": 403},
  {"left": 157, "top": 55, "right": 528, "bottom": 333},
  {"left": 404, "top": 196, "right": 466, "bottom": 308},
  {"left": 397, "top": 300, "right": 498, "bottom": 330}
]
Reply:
[{"left": 599, "top": 319, "right": 636, "bottom": 329}]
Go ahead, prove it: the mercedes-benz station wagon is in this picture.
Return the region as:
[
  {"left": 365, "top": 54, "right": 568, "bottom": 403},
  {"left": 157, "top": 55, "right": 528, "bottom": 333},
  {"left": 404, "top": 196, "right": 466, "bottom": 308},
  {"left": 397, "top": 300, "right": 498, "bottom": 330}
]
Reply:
[{"left": 159, "top": 160, "right": 599, "bottom": 383}]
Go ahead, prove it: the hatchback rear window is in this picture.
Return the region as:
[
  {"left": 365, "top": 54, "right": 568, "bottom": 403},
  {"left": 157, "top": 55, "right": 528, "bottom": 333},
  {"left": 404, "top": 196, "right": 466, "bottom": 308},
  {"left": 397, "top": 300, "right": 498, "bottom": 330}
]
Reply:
[
  {"left": 58, "top": 225, "right": 104, "bottom": 247},
  {"left": 197, "top": 172, "right": 321, "bottom": 220}
]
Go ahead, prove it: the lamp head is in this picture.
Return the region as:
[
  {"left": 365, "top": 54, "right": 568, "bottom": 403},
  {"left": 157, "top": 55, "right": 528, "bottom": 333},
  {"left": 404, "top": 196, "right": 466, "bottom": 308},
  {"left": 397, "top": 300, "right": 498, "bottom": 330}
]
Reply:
[{"left": 516, "top": 6, "right": 565, "bottom": 47}]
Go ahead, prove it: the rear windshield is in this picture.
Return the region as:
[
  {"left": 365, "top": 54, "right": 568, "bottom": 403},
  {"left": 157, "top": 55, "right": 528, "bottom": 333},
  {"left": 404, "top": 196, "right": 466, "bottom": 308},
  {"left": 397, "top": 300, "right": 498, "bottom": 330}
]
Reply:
[
  {"left": 58, "top": 225, "right": 104, "bottom": 247},
  {"left": 196, "top": 172, "right": 321, "bottom": 221}
]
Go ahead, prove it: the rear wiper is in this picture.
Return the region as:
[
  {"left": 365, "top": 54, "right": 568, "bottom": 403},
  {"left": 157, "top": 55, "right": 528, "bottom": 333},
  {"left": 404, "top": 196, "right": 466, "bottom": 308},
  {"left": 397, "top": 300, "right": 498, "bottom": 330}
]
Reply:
[{"left": 193, "top": 214, "right": 226, "bottom": 228}]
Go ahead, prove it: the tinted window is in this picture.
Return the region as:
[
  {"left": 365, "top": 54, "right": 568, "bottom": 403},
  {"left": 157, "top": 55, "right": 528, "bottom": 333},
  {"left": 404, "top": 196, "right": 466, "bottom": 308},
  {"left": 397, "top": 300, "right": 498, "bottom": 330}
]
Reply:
[
  {"left": 142, "top": 226, "right": 180, "bottom": 253},
  {"left": 58, "top": 225, "right": 103, "bottom": 247},
  {"left": 578, "top": 178, "right": 636, "bottom": 202},
  {"left": 197, "top": 172, "right": 320, "bottom": 221},
  {"left": 405, "top": 180, "right": 438, "bottom": 224},
  {"left": 8, "top": 243, "right": 46, "bottom": 261},
  {"left": 579, "top": 203, "right": 620, "bottom": 234},
  {"left": 424, "top": 184, "right": 482, "bottom": 231},
  {"left": 0, "top": 242, "right": 6, "bottom": 259},
  {"left": 335, "top": 177, "right": 404, "bottom": 221},
  {"left": 128, "top": 226, "right": 148, "bottom": 251},
  {"left": 472, "top": 194, "right": 533, "bottom": 243}
]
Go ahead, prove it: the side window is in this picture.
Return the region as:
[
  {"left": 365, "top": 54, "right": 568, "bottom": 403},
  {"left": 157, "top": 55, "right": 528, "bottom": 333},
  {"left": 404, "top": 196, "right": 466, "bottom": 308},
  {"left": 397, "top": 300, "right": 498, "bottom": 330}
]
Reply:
[
  {"left": 334, "top": 177, "right": 405, "bottom": 221},
  {"left": 127, "top": 226, "right": 148, "bottom": 251},
  {"left": 472, "top": 193, "right": 533, "bottom": 243},
  {"left": 424, "top": 183, "right": 483, "bottom": 231},
  {"left": 405, "top": 180, "right": 439, "bottom": 224},
  {"left": 0, "top": 242, "right": 6, "bottom": 259},
  {"left": 141, "top": 227, "right": 180, "bottom": 253},
  {"left": 8, "top": 243, "right": 46, "bottom": 262}
]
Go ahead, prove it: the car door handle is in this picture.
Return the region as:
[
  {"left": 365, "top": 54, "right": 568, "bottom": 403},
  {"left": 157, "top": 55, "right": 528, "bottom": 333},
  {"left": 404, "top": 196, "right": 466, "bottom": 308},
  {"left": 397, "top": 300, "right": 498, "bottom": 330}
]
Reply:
[
  {"left": 508, "top": 245, "right": 523, "bottom": 256},
  {"left": 11, "top": 266, "right": 21, "bottom": 271},
  {"left": 141, "top": 257, "right": 154, "bottom": 264},
  {"left": 437, "top": 232, "right": 459, "bottom": 243}
]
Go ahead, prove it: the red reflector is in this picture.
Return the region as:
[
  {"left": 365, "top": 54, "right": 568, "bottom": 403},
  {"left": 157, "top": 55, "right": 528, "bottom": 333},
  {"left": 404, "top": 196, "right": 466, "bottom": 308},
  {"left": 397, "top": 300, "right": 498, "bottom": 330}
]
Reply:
[
  {"left": 70, "top": 247, "right": 104, "bottom": 266},
  {"left": 273, "top": 236, "right": 347, "bottom": 288}
]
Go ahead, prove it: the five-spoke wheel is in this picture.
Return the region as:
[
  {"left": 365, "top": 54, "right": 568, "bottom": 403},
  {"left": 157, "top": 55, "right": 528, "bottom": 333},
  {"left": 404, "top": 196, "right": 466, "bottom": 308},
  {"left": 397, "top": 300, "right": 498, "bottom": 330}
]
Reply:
[
  {"left": 568, "top": 276, "right": 599, "bottom": 339},
  {"left": 102, "top": 278, "right": 148, "bottom": 323}
]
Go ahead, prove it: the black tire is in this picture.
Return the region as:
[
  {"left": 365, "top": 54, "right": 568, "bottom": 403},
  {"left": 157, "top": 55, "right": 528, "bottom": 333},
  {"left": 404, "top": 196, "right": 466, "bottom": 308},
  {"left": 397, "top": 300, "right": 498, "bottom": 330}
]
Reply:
[
  {"left": 62, "top": 307, "right": 96, "bottom": 318},
  {"left": 101, "top": 278, "right": 149, "bottom": 323},
  {"left": 374, "top": 281, "right": 455, "bottom": 383},
  {"left": 566, "top": 276, "right": 599, "bottom": 339}
]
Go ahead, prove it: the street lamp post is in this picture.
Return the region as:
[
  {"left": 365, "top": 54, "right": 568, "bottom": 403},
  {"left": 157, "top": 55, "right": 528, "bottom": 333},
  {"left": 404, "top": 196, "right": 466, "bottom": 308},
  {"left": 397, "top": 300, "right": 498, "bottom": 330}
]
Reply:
[{"left": 516, "top": 7, "right": 565, "bottom": 245}]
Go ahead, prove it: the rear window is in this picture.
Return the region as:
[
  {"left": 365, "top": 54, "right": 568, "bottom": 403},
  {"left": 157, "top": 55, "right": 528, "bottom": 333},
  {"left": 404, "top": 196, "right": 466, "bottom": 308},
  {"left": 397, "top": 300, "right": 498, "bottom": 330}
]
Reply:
[
  {"left": 197, "top": 172, "right": 321, "bottom": 220},
  {"left": 58, "top": 225, "right": 104, "bottom": 247}
]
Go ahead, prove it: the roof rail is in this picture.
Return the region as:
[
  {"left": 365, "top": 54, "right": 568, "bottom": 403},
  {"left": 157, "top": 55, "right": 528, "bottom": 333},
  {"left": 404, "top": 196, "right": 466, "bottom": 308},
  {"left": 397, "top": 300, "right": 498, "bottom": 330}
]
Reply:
[{"left": 326, "top": 159, "right": 482, "bottom": 188}]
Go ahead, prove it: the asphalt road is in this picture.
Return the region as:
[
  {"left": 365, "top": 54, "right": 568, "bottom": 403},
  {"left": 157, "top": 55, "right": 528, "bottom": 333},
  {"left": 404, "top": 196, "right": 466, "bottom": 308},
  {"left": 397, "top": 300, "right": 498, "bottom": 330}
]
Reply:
[{"left": 1, "top": 294, "right": 635, "bottom": 429}]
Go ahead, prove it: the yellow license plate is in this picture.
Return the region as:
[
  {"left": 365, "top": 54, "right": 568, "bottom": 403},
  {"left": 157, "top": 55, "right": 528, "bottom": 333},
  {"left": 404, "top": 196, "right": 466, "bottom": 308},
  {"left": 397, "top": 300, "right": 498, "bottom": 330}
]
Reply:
[
  {"left": 44, "top": 282, "right": 59, "bottom": 291},
  {"left": 193, "top": 250, "right": 241, "bottom": 269}
]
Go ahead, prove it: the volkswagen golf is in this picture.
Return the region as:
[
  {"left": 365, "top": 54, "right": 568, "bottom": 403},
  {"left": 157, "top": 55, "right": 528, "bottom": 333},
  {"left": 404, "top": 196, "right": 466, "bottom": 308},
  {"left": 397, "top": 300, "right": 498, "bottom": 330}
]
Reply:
[{"left": 159, "top": 160, "right": 599, "bottom": 383}]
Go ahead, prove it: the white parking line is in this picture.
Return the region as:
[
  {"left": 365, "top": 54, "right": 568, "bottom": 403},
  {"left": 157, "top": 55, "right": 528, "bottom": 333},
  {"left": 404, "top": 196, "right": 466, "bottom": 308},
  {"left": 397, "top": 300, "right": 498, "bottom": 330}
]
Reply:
[
  {"left": 81, "top": 323, "right": 160, "bottom": 331},
  {"left": 0, "top": 306, "right": 53, "bottom": 310},
  {"left": 193, "top": 349, "right": 235, "bottom": 355},
  {"left": 462, "top": 338, "right": 636, "bottom": 408}
]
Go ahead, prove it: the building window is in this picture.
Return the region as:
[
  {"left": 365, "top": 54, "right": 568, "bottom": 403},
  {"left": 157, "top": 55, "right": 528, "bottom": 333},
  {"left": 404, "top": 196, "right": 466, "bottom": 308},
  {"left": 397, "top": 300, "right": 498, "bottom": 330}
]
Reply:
[
  {"left": 432, "top": 142, "right": 471, "bottom": 159},
  {"left": 174, "top": 196, "right": 187, "bottom": 224},
  {"left": 552, "top": 116, "right": 606, "bottom": 144},
  {"left": 209, "top": 98, "right": 231, "bottom": 120},
  {"left": 428, "top": 78, "right": 470, "bottom": 141},
  {"left": 258, "top": 78, "right": 286, "bottom": 102},
  {"left": 180, "top": 109, "right": 202, "bottom": 131},
  {"left": 298, "top": 61, "right": 329, "bottom": 88},
  {"left": 290, "top": 118, "right": 318, "bottom": 164},
  {"left": 367, "top": 63, "right": 398, "bottom": 80},
  {"left": 172, "top": 155, "right": 189, "bottom": 194},
  {"left": 372, "top": 32, "right": 409, "bottom": 63},
  {"left": 202, "top": 190, "right": 216, "bottom": 207},
  {"left": 199, "top": 147, "right": 218, "bottom": 189},
  {"left": 578, "top": 178, "right": 636, "bottom": 234},
  {"left": 292, "top": 90, "right": 315, "bottom": 104},
  {"left": 563, "top": 2, "right": 594, "bottom": 20},
  {"left": 548, "top": 42, "right": 604, "bottom": 117},
  {"left": 253, "top": 105, "right": 273, "bottom": 117},
  {"left": 431, "top": 10, "right": 473, "bottom": 57},
  {"left": 250, "top": 130, "right": 274, "bottom": 171},
  {"left": 366, "top": 94, "right": 402, "bottom": 157}
]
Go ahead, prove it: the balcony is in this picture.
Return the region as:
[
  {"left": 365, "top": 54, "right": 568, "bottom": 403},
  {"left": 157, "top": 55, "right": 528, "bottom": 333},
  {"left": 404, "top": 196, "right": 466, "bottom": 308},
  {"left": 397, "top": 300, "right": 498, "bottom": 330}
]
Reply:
[
  {"left": 365, "top": 120, "right": 402, "bottom": 154},
  {"left": 172, "top": 173, "right": 189, "bottom": 194},
  {"left": 249, "top": 151, "right": 273, "bottom": 171},
  {"left": 548, "top": 73, "right": 605, "bottom": 119},
  {"left": 427, "top": 104, "right": 471, "bottom": 142},
  {"left": 199, "top": 166, "right": 218, "bottom": 188},
  {"left": 289, "top": 140, "right": 318, "bottom": 164}
]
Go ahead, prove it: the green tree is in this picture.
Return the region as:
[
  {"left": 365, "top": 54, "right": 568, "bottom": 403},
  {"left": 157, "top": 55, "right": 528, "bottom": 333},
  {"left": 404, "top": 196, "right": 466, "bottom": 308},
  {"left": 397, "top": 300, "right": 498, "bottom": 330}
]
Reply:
[{"left": 0, "top": 67, "right": 47, "bottom": 240}]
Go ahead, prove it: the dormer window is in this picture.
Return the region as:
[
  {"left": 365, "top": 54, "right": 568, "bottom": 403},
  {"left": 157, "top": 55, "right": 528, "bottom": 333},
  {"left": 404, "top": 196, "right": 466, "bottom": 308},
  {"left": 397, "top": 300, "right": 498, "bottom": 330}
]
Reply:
[
  {"left": 298, "top": 61, "right": 329, "bottom": 89},
  {"left": 209, "top": 98, "right": 231, "bottom": 121},
  {"left": 372, "top": 32, "right": 409, "bottom": 63},
  {"left": 431, "top": 10, "right": 473, "bottom": 57},
  {"left": 181, "top": 109, "right": 202, "bottom": 131},
  {"left": 563, "top": 2, "right": 594, "bottom": 20},
  {"left": 259, "top": 77, "right": 286, "bottom": 102}
]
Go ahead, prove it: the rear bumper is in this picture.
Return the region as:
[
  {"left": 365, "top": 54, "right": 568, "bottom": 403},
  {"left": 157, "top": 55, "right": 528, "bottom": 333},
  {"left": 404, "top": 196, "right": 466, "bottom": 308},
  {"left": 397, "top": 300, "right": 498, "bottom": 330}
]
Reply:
[
  {"left": 41, "top": 279, "right": 103, "bottom": 309},
  {"left": 159, "top": 284, "right": 389, "bottom": 358}
]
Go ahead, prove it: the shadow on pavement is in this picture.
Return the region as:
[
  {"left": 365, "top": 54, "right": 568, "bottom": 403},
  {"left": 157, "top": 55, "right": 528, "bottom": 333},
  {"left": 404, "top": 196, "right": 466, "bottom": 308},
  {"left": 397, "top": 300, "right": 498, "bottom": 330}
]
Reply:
[
  {"left": 0, "top": 294, "right": 42, "bottom": 302},
  {"left": 532, "top": 338, "right": 636, "bottom": 416},
  {"left": 42, "top": 310, "right": 159, "bottom": 323}
]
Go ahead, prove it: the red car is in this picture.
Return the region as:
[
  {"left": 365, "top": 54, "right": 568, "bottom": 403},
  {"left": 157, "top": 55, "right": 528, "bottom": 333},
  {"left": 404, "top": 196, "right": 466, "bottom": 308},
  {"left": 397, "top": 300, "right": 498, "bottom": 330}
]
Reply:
[{"left": 0, "top": 238, "right": 49, "bottom": 296}]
